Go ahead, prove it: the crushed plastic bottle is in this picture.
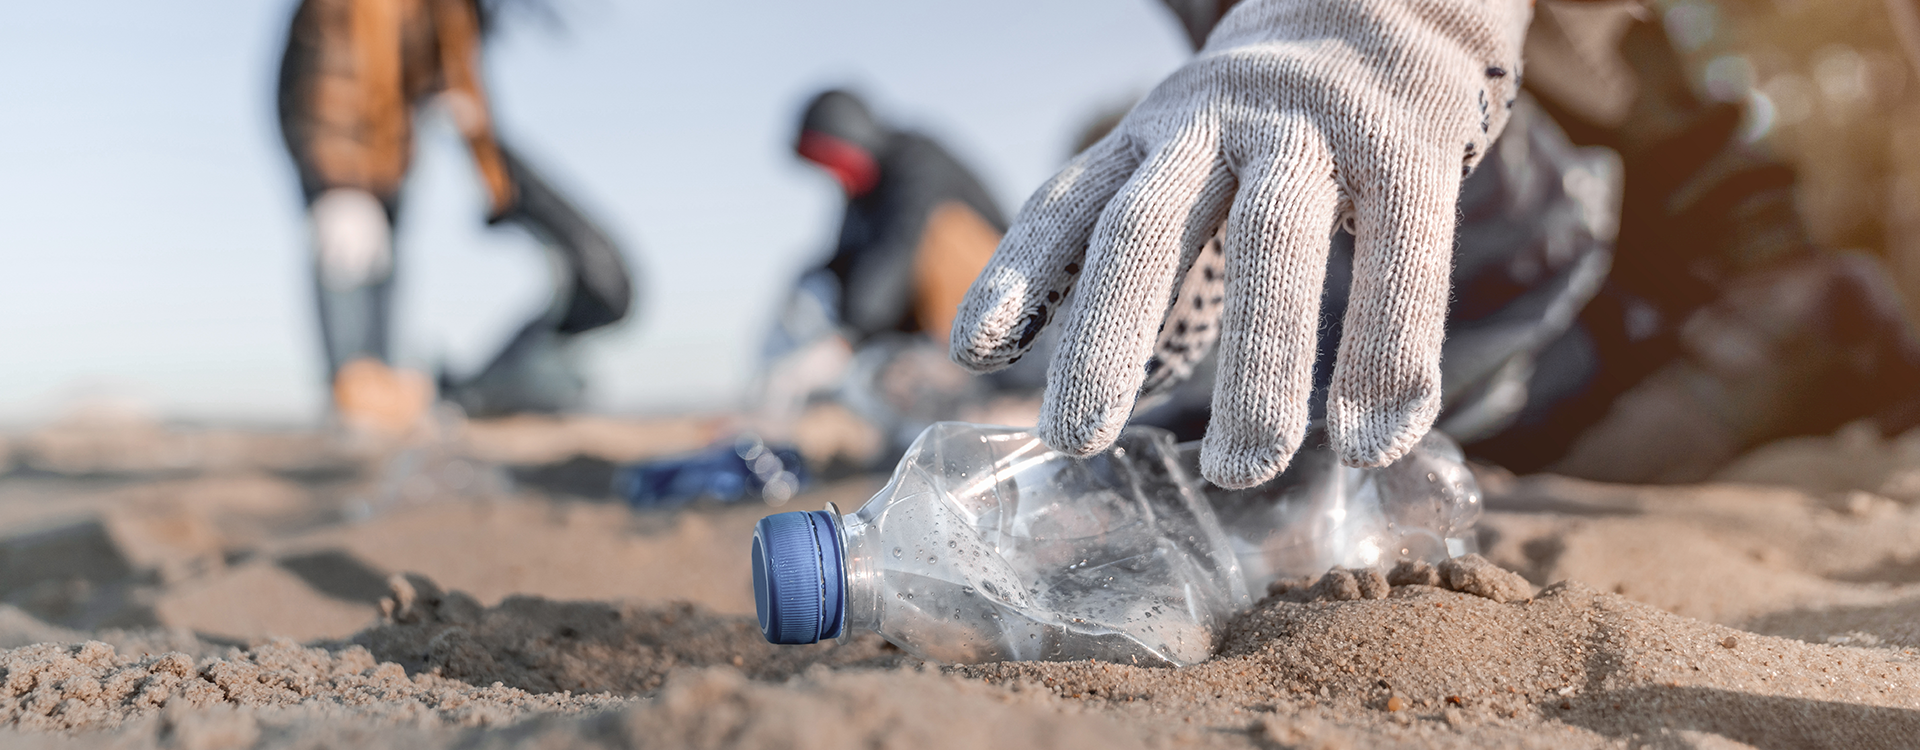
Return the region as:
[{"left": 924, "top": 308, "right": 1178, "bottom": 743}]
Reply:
[{"left": 751, "top": 421, "right": 1481, "bottom": 666}]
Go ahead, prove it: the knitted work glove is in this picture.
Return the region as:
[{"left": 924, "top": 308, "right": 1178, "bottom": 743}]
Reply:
[{"left": 950, "top": 0, "right": 1531, "bottom": 489}]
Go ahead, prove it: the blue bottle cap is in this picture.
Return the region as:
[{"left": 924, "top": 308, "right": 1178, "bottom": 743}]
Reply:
[{"left": 751, "top": 510, "right": 846, "bottom": 644}]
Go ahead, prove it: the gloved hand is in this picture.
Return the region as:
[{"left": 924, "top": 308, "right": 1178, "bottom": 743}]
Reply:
[{"left": 950, "top": 0, "right": 1531, "bottom": 489}]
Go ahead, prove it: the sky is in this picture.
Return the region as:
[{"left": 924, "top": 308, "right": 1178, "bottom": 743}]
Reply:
[{"left": 0, "top": 1, "right": 1189, "bottom": 426}]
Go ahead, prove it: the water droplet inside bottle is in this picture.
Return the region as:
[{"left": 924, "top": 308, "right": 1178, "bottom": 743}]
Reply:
[
  {"left": 947, "top": 540, "right": 956, "bottom": 549},
  {"left": 892, "top": 547, "right": 903, "bottom": 558},
  {"left": 962, "top": 586, "right": 976, "bottom": 596},
  {"left": 927, "top": 555, "right": 938, "bottom": 565}
]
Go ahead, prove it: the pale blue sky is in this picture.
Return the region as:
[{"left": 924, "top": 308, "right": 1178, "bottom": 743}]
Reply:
[{"left": 0, "top": 1, "right": 1189, "bottom": 424}]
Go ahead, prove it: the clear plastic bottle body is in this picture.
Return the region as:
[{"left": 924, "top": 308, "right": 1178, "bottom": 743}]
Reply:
[
  {"left": 836, "top": 423, "right": 1248, "bottom": 667},
  {"left": 767, "top": 422, "right": 1485, "bottom": 666}
]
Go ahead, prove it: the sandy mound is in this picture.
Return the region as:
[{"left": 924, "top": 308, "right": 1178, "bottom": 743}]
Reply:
[
  {"left": 0, "top": 560, "right": 1915, "bottom": 749},
  {"left": 3, "top": 416, "right": 1920, "bottom": 748},
  {"left": 969, "top": 577, "right": 1920, "bottom": 748},
  {"left": 22, "top": 559, "right": 1891, "bottom": 750}
]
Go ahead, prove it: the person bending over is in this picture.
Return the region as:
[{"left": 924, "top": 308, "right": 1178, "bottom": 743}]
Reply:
[{"left": 277, "top": 0, "right": 635, "bottom": 433}]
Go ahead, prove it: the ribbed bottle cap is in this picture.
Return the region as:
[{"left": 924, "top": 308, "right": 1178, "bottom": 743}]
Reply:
[{"left": 751, "top": 510, "right": 846, "bottom": 644}]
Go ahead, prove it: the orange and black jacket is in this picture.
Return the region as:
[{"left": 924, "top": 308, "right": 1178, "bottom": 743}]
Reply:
[{"left": 277, "top": 0, "right": 513, "bottom": 216}]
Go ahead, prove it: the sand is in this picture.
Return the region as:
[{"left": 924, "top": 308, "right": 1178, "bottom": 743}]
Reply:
[{"left": 0, "top": 411, "right": 1917, "bottom": 748}]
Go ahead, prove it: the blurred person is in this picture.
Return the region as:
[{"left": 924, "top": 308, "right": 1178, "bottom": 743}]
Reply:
[
  {"left": 794, "top": 90, "right": 1009, "bottom": 349},
  {"left": 1455, "top": 4, "right": 1920, "bottom": 481},
  {"left": 753, "top": 90, "right": 1032, "bottom": 466},
  {"left": 616, "top": 90, "right": 1022, "bottom": 509},
  {"left": 277, "top": 0, "right": 634, "bottom": 434},
  {"left": 949, "top": 0, "right": 1920, "bottom": 488}
]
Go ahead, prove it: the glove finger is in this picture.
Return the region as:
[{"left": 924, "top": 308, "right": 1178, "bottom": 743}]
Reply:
[
  {"left": 1136, "top": 230, "right": 1226, "bottom": 408},
  {"left": 1041, "top": 123, "right": 1234, "bottom": 456},
  {"left": 1198, "top": 128, "right": 1340, "bottom": 489},
  {"left": 1327, "top": 145, "right": 1463, "bottom": 467},
  {"left": 950, "top": 135, "right": 1140, "bottom": 373}
]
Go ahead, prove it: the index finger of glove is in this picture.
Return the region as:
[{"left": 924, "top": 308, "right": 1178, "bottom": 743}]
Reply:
[
  {"left": 1327, "top": 146, "right": 1462, "bottom": 468},
  {"left": 950, "top": 136, "right": 1140, "bottom": 373}
]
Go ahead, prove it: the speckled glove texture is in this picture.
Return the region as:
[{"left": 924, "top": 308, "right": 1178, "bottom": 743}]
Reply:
[{"left": 950, "top": 0, "right": 1531, "bottom": 489}]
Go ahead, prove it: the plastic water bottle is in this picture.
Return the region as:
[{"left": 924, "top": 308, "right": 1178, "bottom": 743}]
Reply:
[{"left": 750, "top": 422, "right": 1481, "bottom": 666}]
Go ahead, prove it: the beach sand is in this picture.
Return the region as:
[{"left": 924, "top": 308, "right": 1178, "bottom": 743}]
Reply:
[{"left": 0, "top": 410, "right": 1915, "bottom": 748}]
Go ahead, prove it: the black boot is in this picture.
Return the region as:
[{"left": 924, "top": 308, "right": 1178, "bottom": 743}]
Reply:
[{"left": 442, "top": 144, "right": 636, "bottom": 417}]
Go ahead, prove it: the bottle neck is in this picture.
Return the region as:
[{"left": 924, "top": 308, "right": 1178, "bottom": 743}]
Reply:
[{"left": 837, "top": 510, "right": 883, "bottom": 637}]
